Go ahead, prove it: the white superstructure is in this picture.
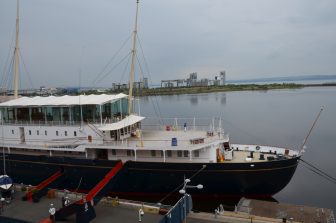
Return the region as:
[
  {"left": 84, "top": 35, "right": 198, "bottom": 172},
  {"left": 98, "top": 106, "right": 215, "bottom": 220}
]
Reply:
[{"left": 0, "top": 94, "right": 298, "bottom": 164}]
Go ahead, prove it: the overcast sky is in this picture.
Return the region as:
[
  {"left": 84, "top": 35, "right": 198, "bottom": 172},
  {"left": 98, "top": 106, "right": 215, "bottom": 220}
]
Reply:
[{"left": 1, "top": 0, "right": 336, "bottom": 89}]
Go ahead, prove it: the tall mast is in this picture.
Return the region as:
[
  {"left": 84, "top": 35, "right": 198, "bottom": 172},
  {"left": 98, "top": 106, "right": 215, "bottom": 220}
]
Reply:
[
  {"left": 127, "top": 0, "right": 139, "bottom": 114},
  {"left": 14, "top": 0, "right": 20, "bottom": 98}
]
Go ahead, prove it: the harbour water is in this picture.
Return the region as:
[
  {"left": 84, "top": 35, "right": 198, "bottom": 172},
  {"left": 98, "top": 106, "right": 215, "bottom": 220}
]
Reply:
[{"left": 139, "top": 86, "right": 336, "bottom": 212}]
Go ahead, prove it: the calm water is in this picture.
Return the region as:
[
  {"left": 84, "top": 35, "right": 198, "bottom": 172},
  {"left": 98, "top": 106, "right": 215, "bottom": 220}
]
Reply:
[{"left": 139, "top": 86, "right": 336, "bottom": 211}]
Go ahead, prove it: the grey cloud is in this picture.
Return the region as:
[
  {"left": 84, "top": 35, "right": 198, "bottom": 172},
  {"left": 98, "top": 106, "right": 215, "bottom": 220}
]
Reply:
[{"left": 0, "top": 0, "right": 336, "bottom": 88}]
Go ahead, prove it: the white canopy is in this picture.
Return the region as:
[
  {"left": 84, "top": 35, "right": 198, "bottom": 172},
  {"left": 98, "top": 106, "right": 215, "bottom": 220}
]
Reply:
[
  {"left": 0, "top": 93, "right": 128, "bottom": 107},
  {"left": 98, "top": 114, "right": 144, "bottom": 131}
]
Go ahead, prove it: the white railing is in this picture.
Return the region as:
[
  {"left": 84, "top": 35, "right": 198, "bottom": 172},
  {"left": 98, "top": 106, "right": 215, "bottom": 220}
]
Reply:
[{"left": 141, "top": 116, "right": 224, "bottom": 132}]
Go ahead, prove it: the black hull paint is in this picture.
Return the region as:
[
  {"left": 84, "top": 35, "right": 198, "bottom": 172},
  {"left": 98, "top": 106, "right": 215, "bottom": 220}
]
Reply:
[{"left": 0, "top": 154, "right": 299, "bottom": 198}]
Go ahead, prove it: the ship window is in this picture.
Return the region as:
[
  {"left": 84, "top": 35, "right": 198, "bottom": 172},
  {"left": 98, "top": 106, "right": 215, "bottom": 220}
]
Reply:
[
  {"left": 37, "top": 130, "right": 39, "bottom": 135},
  {"left": 167, "top": 150, "right": 172, "bottom": 157},
  {"left": 160, "top": 151, "right": 164, "bottom": 157},
  {"left": 194, "top": 150, "right": 199, "bottom": 157},
  {"left": 112, "top": 149, "right": 116, "bottom": 155},
  {"left": 74, "top": 131, "right": 77, "bottom": 136},
  {"left": 65, "top": 131, "right": 67, "bottom": 136},
  {"left": 11, "top": 129, "right": 14, "bottom": 134},
  {"left": 184, "top": 150, "right": 189, "bottom": 157},
  {"left": 56, "top": 131, "right": 59, "bottom": 136},
  {"left": 151, "top": 150, "right": 156, "bottom": 157},
  {"left": 29, "top": 130, "right": 31, "bottom": 135},
  {"left": 45, "top": 130, "right": 47, "bottom": 136},
  {"left": 177, "top": 151, "right": 182, "bottom": 157},
  {"left": 127, "top": 150, "right": 131, "bottom": 156}
]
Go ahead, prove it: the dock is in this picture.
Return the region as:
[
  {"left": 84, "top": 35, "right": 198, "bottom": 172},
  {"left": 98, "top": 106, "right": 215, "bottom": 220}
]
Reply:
[
  {"left": 236, "top": 197, "right": 335, "bottom": 223},
  {"left": 1, "top": 187, "right": 335, "bottom": 223},
  {"left": 0, "top": 188, "right": 164, "bottom": 223}
]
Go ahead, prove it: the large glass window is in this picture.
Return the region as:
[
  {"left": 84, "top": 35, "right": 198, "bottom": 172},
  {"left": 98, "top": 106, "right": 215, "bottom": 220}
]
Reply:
[
  {"left": 102, "top": 103, "right": 112, "bottom": 120},
  {"left": 46, "top": 107, "right": 53, "bottom": 121},
  {"left": 71, "top": 106, "right": 81, "bottom": 122},
  {"left": 52, "top": 107, "right": 61, "bottom": 121},
  {"left": 82, "top": 105, "right": 97, "bottom": 122},
  {"left": 61, "top": 107, "right": 70, "bottom": 122},
  {"left": 17, "top": 108, "right": 29, "bottom": 121},
  {"left": 111, "top": 98, "right": 129, "bottom": 121},
  {"left": 31, "top": 107, "right": 44, "bottom": 121}
]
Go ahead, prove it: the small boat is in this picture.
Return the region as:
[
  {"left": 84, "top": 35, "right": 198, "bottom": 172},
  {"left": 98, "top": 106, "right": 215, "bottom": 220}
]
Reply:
[
  {"left": 0, "top": 175, "right": 13, "bottom": 191},
  {"left": 0, "top": 175, "right": 13, "bottom": 199}
]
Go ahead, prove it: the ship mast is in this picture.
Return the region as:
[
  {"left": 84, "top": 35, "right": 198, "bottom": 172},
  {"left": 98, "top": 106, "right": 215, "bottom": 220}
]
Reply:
[
  {"left": 127, "top": 0, "right": 139, "bottom": 115},
  {"left": 13, "top": 0, "right": 20, "bottom": 98}
]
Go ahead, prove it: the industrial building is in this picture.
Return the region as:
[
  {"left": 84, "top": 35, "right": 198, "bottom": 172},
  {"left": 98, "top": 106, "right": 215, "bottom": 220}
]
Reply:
[{"left": 161, "top": 71, "right": 226, "bottom": 88}]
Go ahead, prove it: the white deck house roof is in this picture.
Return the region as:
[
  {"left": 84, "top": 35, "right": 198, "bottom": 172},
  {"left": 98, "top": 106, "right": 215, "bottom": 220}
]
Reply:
[
  {"left": 0, "top": 93, "right": 128, "bottom": 107},
  {"left": 98, "top": 114, "right": 145, "bottom": 131}
]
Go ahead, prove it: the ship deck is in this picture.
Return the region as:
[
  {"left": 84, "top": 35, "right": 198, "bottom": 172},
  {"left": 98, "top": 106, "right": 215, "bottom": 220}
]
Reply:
[
  {"left": 228, "top": 150, "right": 278, "bottom": 162},
  {"left": 125, "top": 129, "right": 226, "bottom": 149}
]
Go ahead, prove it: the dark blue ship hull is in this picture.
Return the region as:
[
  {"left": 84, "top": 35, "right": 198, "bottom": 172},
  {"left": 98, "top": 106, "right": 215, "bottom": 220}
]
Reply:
[{"left": 0, "top": 153, "right": 299, "bottom": 198}]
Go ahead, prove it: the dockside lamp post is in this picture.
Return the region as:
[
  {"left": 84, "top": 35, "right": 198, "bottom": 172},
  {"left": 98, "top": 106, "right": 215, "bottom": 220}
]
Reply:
[
  {"left": 138, "top": 208, "right": 144, "bottom": 222},
  {"left": 49, "top": 203, "right": 56, "bottom": 223},
  {"left": 179, "top": 178, "right": 203, "bottom": 223}
]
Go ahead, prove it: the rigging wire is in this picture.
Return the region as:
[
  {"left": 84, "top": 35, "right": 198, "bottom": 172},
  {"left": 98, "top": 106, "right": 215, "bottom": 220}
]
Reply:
[
  {"left": 19, "top": 50, "right": 34, "bottom": 89},
  {"left": 136, "top": 34, "right": 164, "bottom": 125},
  {"left": 0, "top": 27, "right": 16, "bottom": 90},
  {"left": 118, "top": 52, "right": 132, "bottom": 85},
  {"left": 135, "top": 53, "right": 162, "bottom": 123},
  {"left": 299, "top": 158, "right": 336, "bottom": 184},
  {"left": 2, "top": 57, "right": 15, "bottom": 91},
  {"left": 92, "top": 35, "right": 132, "bottom": 86},
  {"left": 94, "top": 51, "right": 132, "bottom": 86}
]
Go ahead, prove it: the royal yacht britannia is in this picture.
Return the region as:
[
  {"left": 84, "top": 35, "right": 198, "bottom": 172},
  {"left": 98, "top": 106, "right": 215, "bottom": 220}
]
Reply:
[
  {"left": 0, "top": 0, "right": 300, "bottom": 199},
  {"left": 0, "top": 93, "right": 300, "bottom": 198}
]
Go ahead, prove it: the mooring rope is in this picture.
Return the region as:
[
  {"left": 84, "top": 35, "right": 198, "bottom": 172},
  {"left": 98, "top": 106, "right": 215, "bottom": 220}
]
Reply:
[{"left": 299, "top": 158, "right": 336, "bottom": 185}]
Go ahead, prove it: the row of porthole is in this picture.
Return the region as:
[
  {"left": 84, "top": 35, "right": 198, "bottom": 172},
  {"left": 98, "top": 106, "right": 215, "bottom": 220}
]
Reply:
[
  {"left": 113, "top": 149, "right": 200, "bottom": 158},
  {"left": 11, "top": 129, "right": 78, "bottom": 137}
]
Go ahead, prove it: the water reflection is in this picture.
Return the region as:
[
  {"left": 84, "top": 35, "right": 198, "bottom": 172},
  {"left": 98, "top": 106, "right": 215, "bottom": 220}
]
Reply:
[
  {"left": 190, "top": 95, "right": 198, "bottom": 105},
  {"left": 188, "top": 92, "right": 227, "bottom": 106},
  {"left": 221, "top": 93, "right": 226, "bottom": 105}
]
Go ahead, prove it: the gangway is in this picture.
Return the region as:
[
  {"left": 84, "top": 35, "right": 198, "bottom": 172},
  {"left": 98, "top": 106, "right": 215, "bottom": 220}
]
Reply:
[
  {"left": 53, "top": 161, "right": 124, "bottom": 223},
  {"left": 24, "top": 170, "right": 65, "bottom": 202}
]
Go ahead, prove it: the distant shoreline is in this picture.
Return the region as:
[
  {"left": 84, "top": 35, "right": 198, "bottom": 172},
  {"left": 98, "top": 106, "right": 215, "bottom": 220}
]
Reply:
[
  {"left": 102, "top": 83, "right": 336, "bottom": 97},
  {"left": 17, "top": 83, "right": 334, "bottom": 97}
]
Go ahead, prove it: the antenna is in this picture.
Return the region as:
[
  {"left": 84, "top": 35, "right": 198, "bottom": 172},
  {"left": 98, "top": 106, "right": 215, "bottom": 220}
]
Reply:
[
  {"left": 127, "top": 0, "right": 140, "bottom": 115},
  {"left": 299, "top": 107, "right": 324, "bottom": 154}
]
